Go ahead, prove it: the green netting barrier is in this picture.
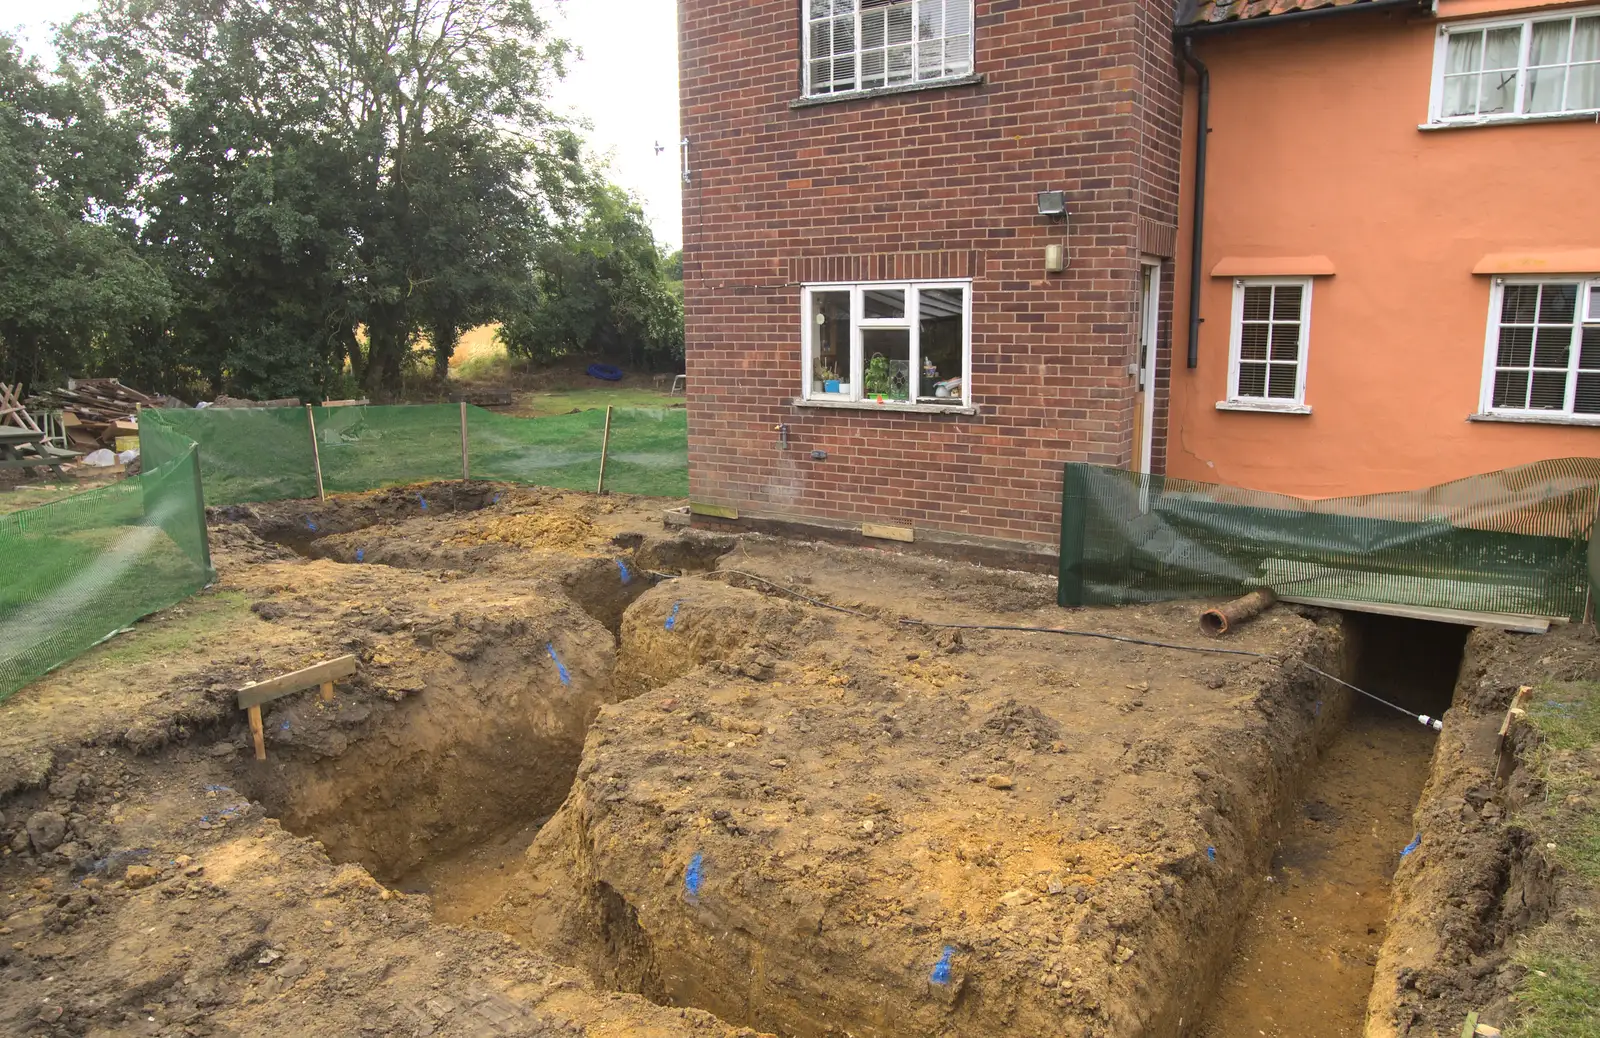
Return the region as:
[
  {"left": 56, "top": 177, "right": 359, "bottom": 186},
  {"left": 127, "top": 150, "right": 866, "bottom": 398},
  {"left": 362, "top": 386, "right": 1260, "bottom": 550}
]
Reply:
[
  {"left": 1059, "top": 460, "right": 1600, "bottom": 621},
  {"left": 142, "top": 403, "right": 688, "bottom": 506},
  {"left": 0, "top": 429, "right": 214, "bottom": 703}
]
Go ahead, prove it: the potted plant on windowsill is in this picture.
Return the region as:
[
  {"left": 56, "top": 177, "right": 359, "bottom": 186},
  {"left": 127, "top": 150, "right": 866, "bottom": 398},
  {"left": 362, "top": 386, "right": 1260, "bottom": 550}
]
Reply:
[
  {"left": 864, "top": 353, "right": 907, "bottom": 402},
  {"left": 816, "top": 363, "right": 842, "bottom": 395}
]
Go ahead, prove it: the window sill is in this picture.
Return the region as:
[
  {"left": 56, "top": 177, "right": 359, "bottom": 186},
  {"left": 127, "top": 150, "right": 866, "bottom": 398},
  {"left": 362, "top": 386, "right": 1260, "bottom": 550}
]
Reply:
[
  {"left": 791, "top": 74, "right": 985, "bottom": 109},
  {"left": 1419, "top": 110, "right": 1600, "bottom": 131},
  {"left": 793, "top": 397, "right": 977, "bottom": 416},
  {"left": 1215, "top": 400, "right": 1312, "bottom": 415},
  {"left": 1468, "top": 411, "right": 1600, "bottom": 427}
]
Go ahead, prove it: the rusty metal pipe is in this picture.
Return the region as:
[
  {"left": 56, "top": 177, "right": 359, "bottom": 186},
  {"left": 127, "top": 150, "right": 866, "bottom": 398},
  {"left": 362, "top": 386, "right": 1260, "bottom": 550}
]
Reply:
[{"left": 1200, "top": 588, "right": 1277, "bottom": 637}]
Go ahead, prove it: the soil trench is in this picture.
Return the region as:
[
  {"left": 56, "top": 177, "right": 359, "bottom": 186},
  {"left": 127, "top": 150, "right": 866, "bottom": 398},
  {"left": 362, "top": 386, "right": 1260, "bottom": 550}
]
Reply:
[{"left": 1197, "top": 704, "right": 1436, "bottom": 1037}]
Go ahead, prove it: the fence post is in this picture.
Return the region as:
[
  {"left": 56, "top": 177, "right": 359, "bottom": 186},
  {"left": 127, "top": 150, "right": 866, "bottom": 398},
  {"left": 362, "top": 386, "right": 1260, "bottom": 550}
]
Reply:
[
  {"left": 305, "top": 405, "right": 326, "bottom": 503},
  {"left": 597, "top": 405, "right": 614, "bottom": 494},
  {"left": 1058, "top": 463, "right": 1088, "bottom": 608},
  {"left": 459, "top": 401, "right": 470, "bottom": 482}
]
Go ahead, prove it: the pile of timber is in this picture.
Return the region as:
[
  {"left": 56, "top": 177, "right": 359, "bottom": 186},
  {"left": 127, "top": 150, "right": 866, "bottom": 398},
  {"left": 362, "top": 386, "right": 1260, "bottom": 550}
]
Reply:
[{"left": 27, "top": 378, "right": 180, "bottom": 449}]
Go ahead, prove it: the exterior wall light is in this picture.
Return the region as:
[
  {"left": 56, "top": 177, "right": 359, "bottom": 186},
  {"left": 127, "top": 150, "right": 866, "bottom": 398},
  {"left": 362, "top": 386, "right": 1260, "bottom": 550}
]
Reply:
[{"left": 1036, "top": 190, "right": 1068, "bottom": 218}]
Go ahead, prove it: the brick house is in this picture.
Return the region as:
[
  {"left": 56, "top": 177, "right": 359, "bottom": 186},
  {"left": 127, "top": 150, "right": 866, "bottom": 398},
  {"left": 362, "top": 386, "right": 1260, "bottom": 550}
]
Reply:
[{"left": 679, "top": 0, "right": 1186, "bottom": 560}]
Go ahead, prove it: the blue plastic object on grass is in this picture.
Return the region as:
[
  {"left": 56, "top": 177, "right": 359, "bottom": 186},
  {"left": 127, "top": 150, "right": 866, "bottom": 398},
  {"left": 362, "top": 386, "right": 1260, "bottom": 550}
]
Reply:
[
  {"left": 547, "top": 643, "right": 571, "bottom": 686},
  {"left": 930, "top": 946, "right": 955, "bottom": 985},
  {"left": 685, "top": 853, "right": 704, "bottom": 898},
  {"left": 1401, "top": 833, "right": 1422, "bottom": 857},
  {"left": 587, "top": 363, "right": 624, "bottom": 382}
]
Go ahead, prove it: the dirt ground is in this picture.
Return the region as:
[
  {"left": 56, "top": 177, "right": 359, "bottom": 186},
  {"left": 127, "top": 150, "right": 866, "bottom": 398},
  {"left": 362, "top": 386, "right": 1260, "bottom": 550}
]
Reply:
[{"left": 6, "top": 480, "right": 1581, "bottom": 1038}]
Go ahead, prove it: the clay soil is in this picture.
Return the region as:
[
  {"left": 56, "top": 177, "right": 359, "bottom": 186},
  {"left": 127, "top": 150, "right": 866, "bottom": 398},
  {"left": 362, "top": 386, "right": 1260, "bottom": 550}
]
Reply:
[{"left": 0, "top": 481, "right": 1471, "bottom": 1038}]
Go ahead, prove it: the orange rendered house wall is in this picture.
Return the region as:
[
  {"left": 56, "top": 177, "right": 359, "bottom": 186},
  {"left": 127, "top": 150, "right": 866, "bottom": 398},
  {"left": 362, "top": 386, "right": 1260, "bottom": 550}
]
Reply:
[{"left": 1169, "top": 10, "right": 1600, "bottom": 497}]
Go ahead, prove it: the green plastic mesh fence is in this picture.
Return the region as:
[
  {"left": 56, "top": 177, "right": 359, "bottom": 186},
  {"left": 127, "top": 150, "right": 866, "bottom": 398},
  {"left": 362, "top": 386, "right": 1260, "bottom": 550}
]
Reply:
[
  {"left": 0, "top": 432, "right": 214, "bottom": 703},
  {"left": 142, "top": 403, "right": 688, "bottom": 506},
  {"left": 1059, "top": 460, "right": 1600, "bottom": 621}
]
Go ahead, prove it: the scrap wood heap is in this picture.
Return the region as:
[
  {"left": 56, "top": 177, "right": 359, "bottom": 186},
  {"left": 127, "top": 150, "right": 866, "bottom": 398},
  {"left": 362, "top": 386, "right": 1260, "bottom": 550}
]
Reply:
[{"left": 26, "top": 378, "right": 180, "bottom": 449}]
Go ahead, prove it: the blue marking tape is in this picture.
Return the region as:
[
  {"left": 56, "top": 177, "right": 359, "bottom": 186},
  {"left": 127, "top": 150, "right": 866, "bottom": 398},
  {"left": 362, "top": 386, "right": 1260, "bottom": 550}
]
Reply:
[
  {"left": 618, "top": 558, "right": 632, "bottom": 584},
  {"left": 547, "top": 643, "right": 571, "bottom": 686},
  {"left": 665, "top": 601, "right": 683, "bottom": 631},
  {"left": 685, "top": 853, "right": 704, "bottom": 898},
  {"left": 1401, "top": 833, "right": 1422, "bottom": 857},
  {"left": 930, "top": 946, "right": 955, "bottom": 985}
]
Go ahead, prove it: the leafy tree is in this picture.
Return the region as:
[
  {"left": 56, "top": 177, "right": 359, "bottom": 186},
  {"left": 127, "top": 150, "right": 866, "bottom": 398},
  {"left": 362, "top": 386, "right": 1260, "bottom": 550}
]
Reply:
[
  {"left": 500, "top": 181, "right": 684, "bottom": 372},
  {"left": 0, "top": 35, "right": 169, "bottom": 390},
  {"left": 67, "top": 0, "right": 573, "bottom": 399}
]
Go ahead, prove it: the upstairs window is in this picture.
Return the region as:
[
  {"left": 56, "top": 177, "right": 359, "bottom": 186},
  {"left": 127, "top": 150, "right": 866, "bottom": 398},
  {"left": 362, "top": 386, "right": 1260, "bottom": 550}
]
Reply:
[
  {"left": 1481, "top": 279, "right": 1600, "bottom": 421},
  {"left": 804, "top": 1, "right": 974, "bottom": 97},
  {"left": 1430, "top": 9, "right": 1600, "bottom": 124}
]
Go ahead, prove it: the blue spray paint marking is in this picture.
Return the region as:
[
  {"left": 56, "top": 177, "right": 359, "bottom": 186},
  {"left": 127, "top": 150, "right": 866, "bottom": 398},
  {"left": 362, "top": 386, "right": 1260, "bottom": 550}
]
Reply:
[
  {"left": 356, "top": 548, "right": 365, "bottom": 563},
  {"left": 684, "top": 853, "right": 704, "bottom": 898},
  {"left": 1401, "top": 833, "right": 1422, "bottom": 858},
  {"left": 617, "top": 559, "right": 632, "bottom": 584},
  {"left": 547, "top": 643, "right": 571, "bottom": 686},
  {"left": 418, "top": 495, "right": 428, "bottom": 510},
  {"left": 930, "top": 946, "right": 955, "bottom": 985},
  {"left": 1207, "top": 846, "right": 1217, "bottom": 862},
  {"left": 304, "top": 517, "right": 318, "bottom": 532},
  {"left": 665, "top": 601, "right": 683, "bottom": 631}
]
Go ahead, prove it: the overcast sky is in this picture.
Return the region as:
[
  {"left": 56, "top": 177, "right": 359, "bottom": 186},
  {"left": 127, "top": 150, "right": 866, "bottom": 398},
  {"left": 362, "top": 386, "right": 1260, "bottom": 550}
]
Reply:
[{"left": 1, "top": 0, "right": 684, "bottom": 246}]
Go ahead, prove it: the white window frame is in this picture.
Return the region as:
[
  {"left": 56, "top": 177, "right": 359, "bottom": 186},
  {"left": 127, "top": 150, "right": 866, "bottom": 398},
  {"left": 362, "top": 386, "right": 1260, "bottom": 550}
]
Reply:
[
  {"left": 799, "top": 280, "right": 973, "bottom": 410},
  {"left": 1477, "top": 276, "right": 1600, "bottom": 423},
  {"left": 1220, "top": 277, "right": 1313, "bottom": 414},
  {"left": 801, "top": 0, "right": 977, "bottom": 99},
  {"left": 1426, "top": 6, "right": 1600, "bottom": 126}
]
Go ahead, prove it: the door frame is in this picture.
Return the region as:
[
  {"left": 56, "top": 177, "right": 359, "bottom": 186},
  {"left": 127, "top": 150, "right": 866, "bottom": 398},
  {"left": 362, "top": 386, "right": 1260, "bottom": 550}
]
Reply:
[{"left": 1136, "top": 258, "right": 1162, "bottom": 475}]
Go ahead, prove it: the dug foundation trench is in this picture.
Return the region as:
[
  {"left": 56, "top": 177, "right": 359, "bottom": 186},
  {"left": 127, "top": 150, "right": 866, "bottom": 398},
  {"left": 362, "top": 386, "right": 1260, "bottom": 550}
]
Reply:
[{"left": 221, "top": 502, "right": 1504, "bottom": 1038}]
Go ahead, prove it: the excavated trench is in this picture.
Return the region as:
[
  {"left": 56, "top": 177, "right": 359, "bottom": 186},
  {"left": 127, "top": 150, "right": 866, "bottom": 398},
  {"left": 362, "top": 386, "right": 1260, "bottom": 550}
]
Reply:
[{"left": 224, "top": 506, "right": 1479, "bottom": 1038}]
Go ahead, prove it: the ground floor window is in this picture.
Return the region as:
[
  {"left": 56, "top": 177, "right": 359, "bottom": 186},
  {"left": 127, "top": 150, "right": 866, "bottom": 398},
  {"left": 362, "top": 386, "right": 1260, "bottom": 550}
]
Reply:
[
  {"left": 801, "top": 281, "right": 971, "bottom": 408},
  {"left": 1482, "top": 278, "right": 1600, "bottom": 420},
  {"left": 1224, "top": 278, "right": 1312, "bottom": 411}
]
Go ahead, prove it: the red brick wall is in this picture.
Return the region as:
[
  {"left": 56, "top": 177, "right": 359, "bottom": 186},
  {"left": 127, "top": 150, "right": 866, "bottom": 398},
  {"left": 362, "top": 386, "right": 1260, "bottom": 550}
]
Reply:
[{"left": 680, "top": 0, "right": 1183, "bottom": 548}]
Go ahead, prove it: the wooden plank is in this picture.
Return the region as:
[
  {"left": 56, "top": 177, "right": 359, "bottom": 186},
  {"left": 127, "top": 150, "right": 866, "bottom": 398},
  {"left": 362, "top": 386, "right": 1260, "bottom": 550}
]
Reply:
[
  {"left": 691, "top": 502, "right": 739, "bottom": 520},
  {"left": 862, "top": 522, "right": 915, "bottom": 543},
  {"left": 306, "top": 405, "right": 326, "bottom": 503},
  {"left": 238, "top": 655, "right": 357, "bottom": 709},
  {"left": 1461, "top": 1011, "right": 1479, "bottom": 1038},
  {"left": 1275, "top": 594, "right": 1552, "bottom": 634},
  {"left": 248, "top": 705, "right": 267, "bottom": 760},
  {"left": 596, "top": 405, "right": 613, "bottom": 494},
  {"left": 459, "top": 400, "right": 470, "bottom": 482}
]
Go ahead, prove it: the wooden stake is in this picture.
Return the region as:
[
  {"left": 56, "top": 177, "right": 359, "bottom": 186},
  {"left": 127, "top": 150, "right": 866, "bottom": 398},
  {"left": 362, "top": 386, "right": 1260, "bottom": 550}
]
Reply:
[
  {"left": 1460, "top": 1011, "right": 1479, "bottom": 1038},
  {"left": 459, "top": 400, "right": 470, "bottom": 482},
  {"left": 306, "top": 405, "right": 326, "bottom": 503},
  {"left": 321, "top": 680, "right": 335, "bottom": 702},
  {"left": 596, "top": 405, "right": 614, "bottom": 494},
  {"left": 248, "top": 705, "right": 267, "bottom": 760}
]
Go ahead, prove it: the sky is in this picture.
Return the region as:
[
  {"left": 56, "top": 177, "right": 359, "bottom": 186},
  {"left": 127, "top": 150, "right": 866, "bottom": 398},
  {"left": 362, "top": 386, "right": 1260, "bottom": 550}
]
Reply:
[{"left": 0, "top": 0, "right": 684, "bottom": 246}]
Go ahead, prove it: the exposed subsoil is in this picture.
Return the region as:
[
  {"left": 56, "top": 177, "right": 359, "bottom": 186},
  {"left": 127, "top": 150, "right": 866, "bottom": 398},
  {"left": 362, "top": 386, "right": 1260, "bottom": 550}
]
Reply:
[
  {"left": 5, "top": 481, "right": 1558, "bottom": 1038},
  {"left": 1197, "top": 705, "right": 1435, "bottom": 1037},
  {"left": 1365, "top": 621, "right": 1600, "bottom": 1037}
]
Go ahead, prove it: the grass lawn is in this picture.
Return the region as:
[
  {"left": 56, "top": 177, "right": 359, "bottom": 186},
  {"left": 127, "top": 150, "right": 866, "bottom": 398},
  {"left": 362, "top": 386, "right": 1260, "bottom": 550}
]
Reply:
[
  {"left": 1509, "top": 681, "right": 1600, "bottom": 1037},
  {"left": 447, "top": 326, "right": 683, "bottom": 418},
  {"left": 0, "top": 483, "right": 84, "bottom": 516}
]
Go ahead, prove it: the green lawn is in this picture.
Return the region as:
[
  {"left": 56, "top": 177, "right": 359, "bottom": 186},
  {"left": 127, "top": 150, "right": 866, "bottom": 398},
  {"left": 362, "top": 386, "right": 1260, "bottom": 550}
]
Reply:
[
  {"left": 1509, "top": 681, "right": 1600, "bottom": 1037},
  {"left": 514, "top": 385, "right": 683, "bottom": 417}
]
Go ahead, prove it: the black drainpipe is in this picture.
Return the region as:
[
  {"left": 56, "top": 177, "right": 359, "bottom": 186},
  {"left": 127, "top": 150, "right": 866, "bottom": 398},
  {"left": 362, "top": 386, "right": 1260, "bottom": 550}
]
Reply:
[{"left": 1180, "top": 36, "right": 1208, "bottom": 370}]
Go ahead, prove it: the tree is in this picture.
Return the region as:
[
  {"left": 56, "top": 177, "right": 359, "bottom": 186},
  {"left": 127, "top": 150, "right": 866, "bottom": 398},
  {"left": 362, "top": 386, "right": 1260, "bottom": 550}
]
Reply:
[
  {"left": 499, "top": 181, "right": 684, "bottom": 372},
  {"left": 68, "top": 0, "right": 573, "bottom": 398},
  {"left": 0, "top": 35, "right": 169, "bottom": 390}
]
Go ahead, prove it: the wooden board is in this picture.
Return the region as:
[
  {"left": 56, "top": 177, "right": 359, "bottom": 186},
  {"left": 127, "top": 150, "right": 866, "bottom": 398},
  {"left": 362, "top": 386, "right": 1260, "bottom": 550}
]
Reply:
[
  {"left": 1275, "top": 594, "right": 1552, "bottom": 634},
  {"left": 862, "top": 522, "right": 915, "bottom": 543},
  {"left": 691, "top": 502, "right": 739, "bottom": 520},
  {"left": 238, "top": 655, "right": 358, "bottom": 709}
]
